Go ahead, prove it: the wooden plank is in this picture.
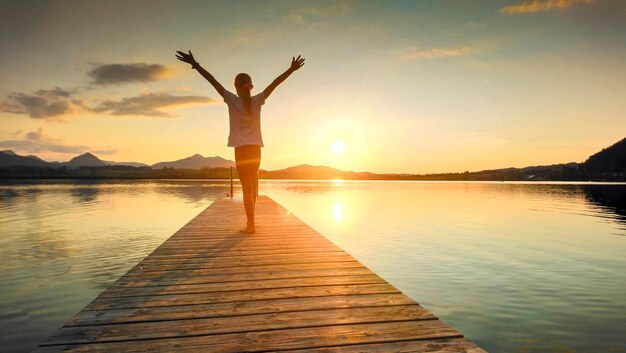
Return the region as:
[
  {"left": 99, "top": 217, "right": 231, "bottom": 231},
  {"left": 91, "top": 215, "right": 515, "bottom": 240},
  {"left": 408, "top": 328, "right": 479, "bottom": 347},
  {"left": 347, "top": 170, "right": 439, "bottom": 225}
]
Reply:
[
  {"left": 100, "top": 274, "right": 387, "bottom": 298},
  {"left": 149, "top": 245, "right": 340, "bottom": 255},
  {"left": 163, "top": 235, "right": 332, "bottom": 244},
  {"left": 284, "top": 338, "right": 488, "bottom": 353},
  {"left": 85, "top": 283, "right": 401, "bottom": 311},
  {"left": 133, "top": 256, "right": 358, "bottom": 271},
  {"left": 43, "top": 306, "right": 434, "bottom": 345},
  {"left": 36, "top": 321, "right": 462, "bottom": 352},
  {"left": 120, "top": 261, "right": 364, "bottom": 278},
  {"left": 135, "top": 251, "right": 346, "bottom": 265},
  {"left": 114, "top": 267, "right": 375, "bottom": 287},
  {"left": 66, "top": 293, "right": 418, "bottom": 326},
  {"left": 37, "top": 196, "right": 485, "bottom": 352}
]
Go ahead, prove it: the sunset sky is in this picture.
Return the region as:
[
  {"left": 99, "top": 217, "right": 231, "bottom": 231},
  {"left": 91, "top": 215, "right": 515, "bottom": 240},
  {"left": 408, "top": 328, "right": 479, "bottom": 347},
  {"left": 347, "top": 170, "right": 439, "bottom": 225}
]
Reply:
[{"left": 1, "top": 0, "right": 624, "bottom": 173}]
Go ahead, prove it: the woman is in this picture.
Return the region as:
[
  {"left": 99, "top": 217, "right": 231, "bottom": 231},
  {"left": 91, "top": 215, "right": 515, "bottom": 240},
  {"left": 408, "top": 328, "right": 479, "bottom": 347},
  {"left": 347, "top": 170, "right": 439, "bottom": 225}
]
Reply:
[{"left": 175, "top": 50, "right": 305, "bottom": 233}]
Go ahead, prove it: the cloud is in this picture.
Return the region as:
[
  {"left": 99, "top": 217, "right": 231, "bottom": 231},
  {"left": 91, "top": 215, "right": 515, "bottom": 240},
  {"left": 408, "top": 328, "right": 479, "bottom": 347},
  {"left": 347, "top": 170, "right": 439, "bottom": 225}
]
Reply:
[
  {"left": 2, "top": 87, "right": 213, "bottom": 119},
  {"left": 26, "top": 127, "right": 46, "bottom": 141},
  {"left": 499, "top": 0, "right": 598, "bottom": 14},
  {"left": 93, "top": 92, "right": 214, "bottom": 118},
  {"left": 0, "top": 87, "right": 87, "bottom": 120},
  {"left": 0, "top": 128, "right": 116, "bottom": 155},
  {"left": 88, "top": 63, "right": 171, "bottom": 85},
  {"left": 399, "top": 46, "right": 471, "bottom": 61}
]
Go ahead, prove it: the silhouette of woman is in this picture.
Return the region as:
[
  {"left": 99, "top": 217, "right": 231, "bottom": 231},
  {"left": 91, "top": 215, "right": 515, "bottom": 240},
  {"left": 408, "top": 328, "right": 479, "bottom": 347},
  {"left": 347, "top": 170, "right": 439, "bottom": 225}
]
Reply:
[{"left": 175, "top": 50, "right": 305, "bottom": 233}]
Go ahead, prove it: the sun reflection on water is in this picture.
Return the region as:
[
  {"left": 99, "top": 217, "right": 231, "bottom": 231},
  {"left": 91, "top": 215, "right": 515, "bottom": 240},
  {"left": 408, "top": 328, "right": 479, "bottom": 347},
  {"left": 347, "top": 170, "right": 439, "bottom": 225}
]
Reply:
[{"left": 332, "top": 201, "right": 342, "bottom": 223}]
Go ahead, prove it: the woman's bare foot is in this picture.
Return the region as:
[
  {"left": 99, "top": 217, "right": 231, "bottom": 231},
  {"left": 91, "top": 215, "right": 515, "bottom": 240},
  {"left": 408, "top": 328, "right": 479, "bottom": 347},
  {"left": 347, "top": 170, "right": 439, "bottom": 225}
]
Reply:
[{"left": 240, "top": 225, "right": 256, "bottom": 234}]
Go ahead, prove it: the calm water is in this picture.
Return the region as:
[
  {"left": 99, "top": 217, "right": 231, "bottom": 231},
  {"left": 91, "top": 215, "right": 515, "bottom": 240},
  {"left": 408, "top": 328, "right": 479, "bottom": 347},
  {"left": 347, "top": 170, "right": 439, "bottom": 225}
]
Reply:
[{"left": 0, "top": 180, "right": 625, "bottom": 353}]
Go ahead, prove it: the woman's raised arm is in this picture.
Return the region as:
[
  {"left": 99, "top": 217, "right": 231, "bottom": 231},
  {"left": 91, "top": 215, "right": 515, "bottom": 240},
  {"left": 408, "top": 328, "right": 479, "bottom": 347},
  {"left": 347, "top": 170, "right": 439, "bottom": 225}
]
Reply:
[
  {"left": 263, "top": 55, "right": 305, "bottom": 100},
  {"left": 176, "top": 50, "right": 226, "bottom": 98}
]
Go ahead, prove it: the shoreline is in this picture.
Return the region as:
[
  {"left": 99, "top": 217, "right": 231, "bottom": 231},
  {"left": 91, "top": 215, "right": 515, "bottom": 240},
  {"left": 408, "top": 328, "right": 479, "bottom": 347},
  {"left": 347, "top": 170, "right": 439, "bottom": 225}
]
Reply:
[{"left": 1, "top": 177, "right": 626, "bottom": 184}]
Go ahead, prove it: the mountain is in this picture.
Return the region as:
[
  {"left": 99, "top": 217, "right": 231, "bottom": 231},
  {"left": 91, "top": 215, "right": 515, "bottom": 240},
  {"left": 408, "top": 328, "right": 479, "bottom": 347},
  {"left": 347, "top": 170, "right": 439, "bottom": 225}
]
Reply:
[
  {"left": 0, "top": 150, "right": 230, "bottom": 170},
  {"left": 103, "top": 160, "right": 149, "bottom": 167},
  {"left": 260, "top": 164, "right": 377, "bottom": 180},
  {"left": 152, "top": 154, "right": 235, "bottom": 170},
  {"left": 0, "top": 150, "right": 50, "bottom": 167},
  {"left": 56, "top": 152, "right": 147, "bottom": 168},
  {"left": 26, "top": 154, "right": 47, "bottom": 162},
  {"left": 63, "top": 152, "right": 107, "bottom": 168},
  {"left": 584, "top": 138, "right": 626, "bottom": 173}
]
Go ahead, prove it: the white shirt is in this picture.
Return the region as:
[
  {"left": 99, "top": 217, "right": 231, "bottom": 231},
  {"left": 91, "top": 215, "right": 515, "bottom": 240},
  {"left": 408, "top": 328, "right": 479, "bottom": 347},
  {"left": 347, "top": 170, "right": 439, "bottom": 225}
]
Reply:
[{"left": 223, "top": 90, "right": 265, "bottom": 147}]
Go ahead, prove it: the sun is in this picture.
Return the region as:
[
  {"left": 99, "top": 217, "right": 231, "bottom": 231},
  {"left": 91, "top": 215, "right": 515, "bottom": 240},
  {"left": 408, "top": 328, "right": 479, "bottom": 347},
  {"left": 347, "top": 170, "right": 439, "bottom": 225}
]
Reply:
[{"left": 331, "top": 140, "right": 346, "bottom": 154}]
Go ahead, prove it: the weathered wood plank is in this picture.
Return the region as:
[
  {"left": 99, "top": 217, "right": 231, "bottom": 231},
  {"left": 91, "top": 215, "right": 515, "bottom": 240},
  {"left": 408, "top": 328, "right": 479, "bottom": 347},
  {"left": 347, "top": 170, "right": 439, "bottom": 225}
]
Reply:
[
  {"left": 114, "top": 267, "right": 375, "bottom": 287},
  {"left": 133, "top": 256, "right": 359, "bottom": 271},
  {"left": 120, "top": 261, "right": 364, "bottom": 278},
  {"left": 149, "top": 245, "right": 340, "bottom": 256},
  {"left": 44, "top": 306, "right": 435, "bottom": 345},
  {"left": 36, "top": 321, "right": 462, "bottom": 352},
  {"left": 136, "top": 251, "right": 351, "bottom": 265},
  {"left": 284, "top": 338, "right": 488, "bottom": 353},
  {"left": 66, "top": 293, "right": 418, "bottom": 326},
  {"left": 100, "top": 274, "right": 387, "bottom": 298},
  {"left": 85, "top": 283, "right": 401, "bottom": 311}
]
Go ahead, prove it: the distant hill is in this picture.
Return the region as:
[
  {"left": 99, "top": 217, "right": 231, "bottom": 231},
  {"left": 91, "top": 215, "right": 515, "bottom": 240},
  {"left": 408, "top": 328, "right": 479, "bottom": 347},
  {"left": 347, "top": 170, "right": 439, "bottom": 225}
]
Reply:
[
  {"left": 103, "top": 160, "right": 149, "bottom": 168},
  {"left": 0, "top": 150, "right": 231, "bottom": 170},
  {"left": 0, "top": 150, "right": 50, "bottom": 168},
  {"left": 0, "top": 151, "right": 148, "bottom": 169},
  {"left": 64, "top": 152, "right": 107, "bottom": 168},
  {"left": 584, "top": 138, "right": 626, "bottom": 173},
  {"left": 152, "top": 154, "right": 235, "bottom": 170},
  {"left": 26, "top": 154, "right": 47, "bottom": 163},
  {"left": 260, "top": 164, "right": 377, "bottom": 180}
]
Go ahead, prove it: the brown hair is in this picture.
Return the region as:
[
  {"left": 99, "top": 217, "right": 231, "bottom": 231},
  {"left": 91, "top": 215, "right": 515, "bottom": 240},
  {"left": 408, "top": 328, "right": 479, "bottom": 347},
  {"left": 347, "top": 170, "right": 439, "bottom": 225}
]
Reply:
[{"left": 234, "top": 73, "right": 253, "bottom": 115}]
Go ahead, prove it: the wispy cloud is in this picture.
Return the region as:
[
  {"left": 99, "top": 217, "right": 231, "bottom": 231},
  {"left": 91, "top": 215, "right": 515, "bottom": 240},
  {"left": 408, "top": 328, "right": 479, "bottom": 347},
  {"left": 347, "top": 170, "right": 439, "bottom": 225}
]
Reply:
[
  {"left": 499, "top": 0, "right": 598, "bottom": 14},
  {"left": 92, "top": 92, "right": 214, "bottom": 118},
  {"left": 0, "top": 128, "right": 116, "bottom": 155},
  {"left": 0, "top": 87, "right": 87, "bottom": 120},
  {"left": 88, "top": 63, "right": 171, "bottom": 85},
  {"left": 2, "top": 87, "right": 214, "bottom": 120},
  {"left": 399, "top": 46, "right": 471, "bottom": 61}
]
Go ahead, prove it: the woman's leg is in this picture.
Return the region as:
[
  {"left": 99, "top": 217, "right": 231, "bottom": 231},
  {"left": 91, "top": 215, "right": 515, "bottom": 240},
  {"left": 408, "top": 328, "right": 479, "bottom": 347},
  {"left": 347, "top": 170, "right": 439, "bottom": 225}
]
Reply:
[
  {"left": 235, "top": 146, "right": 261, "bottom": 233},
  {"left": 251, "top": 154, "right": 260, "bottom": 209},
  {"left": 238, "top": 165, "right": 255, "bottom": 232}
]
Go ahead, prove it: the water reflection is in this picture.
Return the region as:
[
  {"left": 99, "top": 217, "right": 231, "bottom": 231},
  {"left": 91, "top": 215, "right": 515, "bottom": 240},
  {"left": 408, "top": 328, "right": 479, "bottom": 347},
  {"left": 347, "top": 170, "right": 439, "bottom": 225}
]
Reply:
[
  {"left": 70, "top": 187, "right": 100, "bottom": 203},
  {"left": 583, "top": 184, "right": 626, "bottom": 226},
  {"left": 333, "top": 201, "right": 342, "bottom": 223}
]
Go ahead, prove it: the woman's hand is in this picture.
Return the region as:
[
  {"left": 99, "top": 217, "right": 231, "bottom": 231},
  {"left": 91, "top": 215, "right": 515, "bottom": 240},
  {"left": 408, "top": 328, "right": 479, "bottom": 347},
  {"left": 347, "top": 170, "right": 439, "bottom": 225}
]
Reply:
[
  {"left": 264, "top": 55, "right": 306, "bottom": 99},
  {"left": 290, "top": 55, "right": 305, "bottom": 71},
  {"left": 175, "top": 50, "right": 199, "bottom": 67}
]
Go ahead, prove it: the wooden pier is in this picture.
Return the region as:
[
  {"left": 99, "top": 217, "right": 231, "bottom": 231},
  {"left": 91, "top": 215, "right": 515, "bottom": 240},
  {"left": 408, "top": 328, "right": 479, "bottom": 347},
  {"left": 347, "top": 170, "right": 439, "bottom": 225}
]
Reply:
[{"left": 36, "top": 196, "right": 485, "bottom": 352}]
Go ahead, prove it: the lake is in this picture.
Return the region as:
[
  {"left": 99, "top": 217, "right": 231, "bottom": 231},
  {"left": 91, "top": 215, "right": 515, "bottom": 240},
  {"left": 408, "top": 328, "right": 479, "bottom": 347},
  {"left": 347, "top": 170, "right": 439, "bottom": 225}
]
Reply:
[{"left": 0, "top": 180, "right": 625, "bottom": 352}]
